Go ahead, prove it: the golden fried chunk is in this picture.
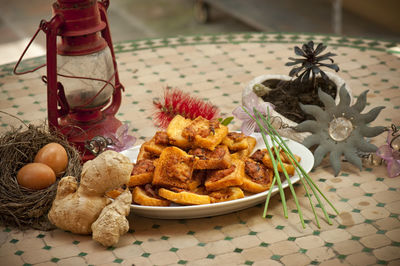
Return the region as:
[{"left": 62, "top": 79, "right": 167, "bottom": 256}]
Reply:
[
  {"left": 128, "top": 159, "right": 156, "bottom": 187},
  {"left": 231, "top": 136, "right": 257, "bottom": 159},
  {"left": 262, "top": 150, "right": 295, "bottom": 176},
  {"left": 132, "top": 185, "right": 170, "bottom": 206},
  {"left": 205, "top": 159, "right": 245, "bottom": 191},
  {"left": 182, "top": 116, "right": 228, "bottom": 151},
  {"left": 189, "top": 145, "right": 232, "bottom": 170},
  {"left": 249, "top": 149, "right": 267, "bottom": 162},
  {"left": 222, "top": 132, "right": 248, "bottom": 152},
  {"left": 106, "top": 187, "right": 125, "bottom": 199},
  {"left": 279, "top": 152, "right": 301, "bottom": 164},
  {"left": 247, "top": 136, "right": 257, "bottom": 152},
  {"left": 241, "top": 158, "right": 273, "bottom": 193},
  {"left": 158, "top": 187, "right": 211, "bottom": 205},
  {"left": 187, "top": 170, "right": 206, "bottom": 191},
  {"left": 152, "top": 146, "right": 196, "bottom": 189},
  {"left": 166, "top": 115, "right": 192, "bottom": 149},
  {"left": 191, "top": 185, "right": 208, "bottom": 195},
  {"left": 143, "top": 131, "right": 169, "bottom": 156},
  {"left": 137, "top": 142, "right": 158, "bottom": 161},
  {"left": 209, "top": 187, "right": 245, "bottom": 203}
]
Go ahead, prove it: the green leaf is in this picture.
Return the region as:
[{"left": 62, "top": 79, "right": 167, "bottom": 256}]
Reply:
[{"left": 219, "top": 116, "right": 234, "bottom": 126}]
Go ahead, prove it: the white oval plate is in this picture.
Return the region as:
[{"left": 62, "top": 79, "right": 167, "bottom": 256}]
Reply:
[{"left": 121, "top": 133, "right": 314, "bottom": 219}]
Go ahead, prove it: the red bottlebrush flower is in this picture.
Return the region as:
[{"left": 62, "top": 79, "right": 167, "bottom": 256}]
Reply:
[{"left": 153, "top": 87, "right": 219, "bottom": 128}]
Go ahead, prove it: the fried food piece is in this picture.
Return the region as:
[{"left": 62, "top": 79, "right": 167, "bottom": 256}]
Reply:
[
  {"left": 167, "top": 115, "right": 192, "bottom": 149},
  {"left": 209, "top": 187, "right": 245, "bottom": 203},
  {"left": 241, "top": 158, "right": 273, "bottom": 193},
  {"left": 222, "top": 132, "right": 248, "bottom": 152},
  {"left": 189, "top": 145, "right": 232, "bottom": 170},
  {"left": 154, "top": 130, "right": 170, "bottom": 145},
  {"left": 106, "top": 187, "right": 125, "bottom": 199},
  {"left": 231, "top": 136, "right": 257, "bottom": 159},
  {"left": 181, "top": 116, "right": 213, "bottom": 141},
  {"left": 137, "top": 143, "right": 158, "bottom": 161},
  {"left": 246, "top": 136, "right": 257, "bottom": 153},
  {"left": 205, "top": 159, "right": 245, "bottom": 191},
  {"left": 143, "top": 131, "right": 169, "bottom": 156},
  {"left": 132, "top": 185, "right": 170, "bottom": 206},
  {"left": 182, "top": 116, "right": 228, "bottom": 151},
  {"left": 187, "top": 170, "right": 206, "bottom": 191},
  {"left": 152, "top": 146, "right": 196, "bottom": 189},
  {"left": 128, "top": 159, "right": 156, "bottom": 187},
  {"left": 279, "top": 152, "right": 301, "bottom": 164},
  {"left": 158, "top": 187, "right": 211, "bottom": 205},
  {"left": 250, "top": 149, "right": 267, "bottom": 162},
  {"left": 191, "top": 185, "right": 207, "bottom": 195},
  {"left": 262, "top": 151, "right": 295, "bottom": 176}
]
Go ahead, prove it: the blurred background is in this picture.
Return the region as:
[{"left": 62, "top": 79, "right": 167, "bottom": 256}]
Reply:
[{"left": 0, "top": 0, "right": 399, "bottom": 65}]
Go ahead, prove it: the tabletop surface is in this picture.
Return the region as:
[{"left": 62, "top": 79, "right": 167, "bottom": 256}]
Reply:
[{"left": 0, "top": 32, "right": 400, "bottom": 266}]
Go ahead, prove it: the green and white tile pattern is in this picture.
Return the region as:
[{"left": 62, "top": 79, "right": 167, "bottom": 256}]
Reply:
[{"left": 0, "top": 33, "right": 399, "bottom": 265}]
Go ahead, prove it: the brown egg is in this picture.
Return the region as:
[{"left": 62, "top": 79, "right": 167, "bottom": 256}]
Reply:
[
  {"left": 34, "top": 143, "right": 68, "bottom": 176},
  {"left": 17, "top": 163, "right": 56, "bottom": 190}
]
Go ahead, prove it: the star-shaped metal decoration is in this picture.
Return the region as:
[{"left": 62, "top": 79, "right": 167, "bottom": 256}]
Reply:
[{"left": 295, "top": 85, "right": 385, "bottom": 176}]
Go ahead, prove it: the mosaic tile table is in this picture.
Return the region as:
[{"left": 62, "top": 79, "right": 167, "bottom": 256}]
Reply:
[{"left": 0, "top": 33, "right": 400, "bottom": 266}]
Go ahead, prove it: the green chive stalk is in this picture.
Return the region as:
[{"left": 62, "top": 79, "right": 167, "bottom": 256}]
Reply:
[
  {"left": 259, "top": 110, "right": 329, "bottom": 226},
  {"left": 242, "top": 107, "right": 288, "bottom": 218},
  {"left": 262, "top": 176, "right": 277, "bottom": 218},
  {"left": 243, "top": 106, "right": 339, "bottom": 227},
  {"left": 259, "top": 111, "right": 339, "bottom": 217},
  {"left": 256, "top": 115, "right": 288, "bottom": 218},
  {"left": 255, "top": 111, "right": 306, "bottom": 228},
  {"left": 244, "top": 107, "right": 299, "bottom": 222}
]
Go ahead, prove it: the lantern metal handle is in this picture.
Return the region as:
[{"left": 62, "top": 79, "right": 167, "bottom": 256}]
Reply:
[{"left": 12, "top": 17, "right": 62, "bottom": 75}]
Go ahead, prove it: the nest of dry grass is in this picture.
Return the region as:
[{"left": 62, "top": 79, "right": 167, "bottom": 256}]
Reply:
[{"left": 0, "top": 123, "right": 82, "bottom": 230}]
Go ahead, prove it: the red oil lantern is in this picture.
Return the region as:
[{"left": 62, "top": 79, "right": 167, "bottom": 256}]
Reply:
[{"left": 14, "top": 0, "right": 124, "bottom": 161}]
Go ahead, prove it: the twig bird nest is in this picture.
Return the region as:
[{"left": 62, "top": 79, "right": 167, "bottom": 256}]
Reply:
[{"left": 0, "top": 123, "right": 82, "bottom": 230}]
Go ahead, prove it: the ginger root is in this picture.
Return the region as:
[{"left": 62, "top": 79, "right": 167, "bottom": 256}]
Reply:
[
  {"left": 48, "top": 150, "right": 133, "bottom": 235},
  {"left": 92, "top": 189, "right": 132, "bottom": 246},
  {"left": 48, "top": 175, "right": 110, "bottom": 234}
]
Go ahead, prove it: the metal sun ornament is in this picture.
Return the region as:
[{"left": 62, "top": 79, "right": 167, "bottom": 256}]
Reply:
[{"left": 295, "top": 85, "right": 386, "bottom": 176}]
